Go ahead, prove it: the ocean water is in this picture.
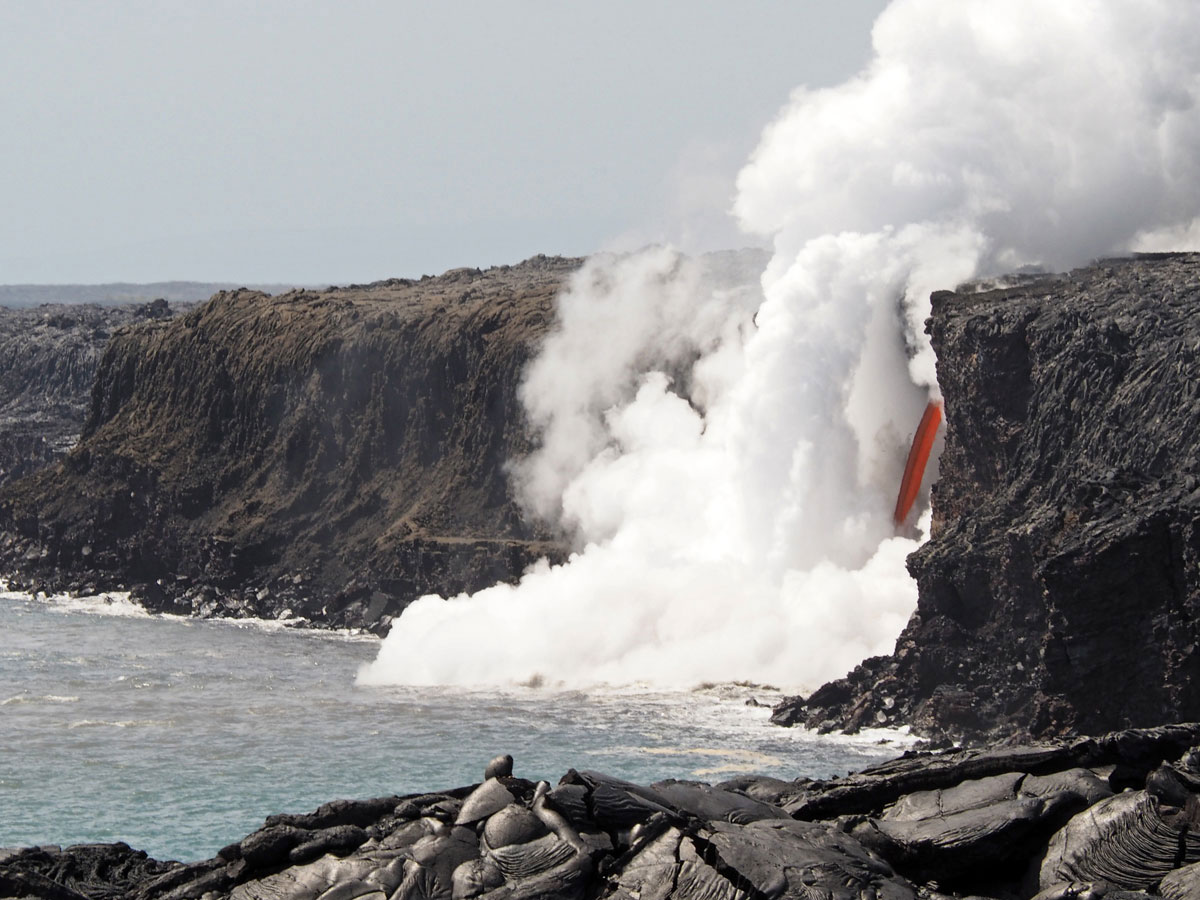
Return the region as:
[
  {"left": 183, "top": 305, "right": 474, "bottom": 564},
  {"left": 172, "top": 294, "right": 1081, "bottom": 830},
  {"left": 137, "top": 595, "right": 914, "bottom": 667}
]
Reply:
[{"left": 0, "top": 589, "right": 912, "bottom": 862}]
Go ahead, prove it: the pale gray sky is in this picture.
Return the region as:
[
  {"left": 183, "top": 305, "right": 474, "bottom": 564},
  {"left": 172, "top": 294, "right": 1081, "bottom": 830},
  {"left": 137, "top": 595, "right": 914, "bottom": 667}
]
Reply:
[{"left": 1, "top": 2, "right": 887, "bottom": 284}]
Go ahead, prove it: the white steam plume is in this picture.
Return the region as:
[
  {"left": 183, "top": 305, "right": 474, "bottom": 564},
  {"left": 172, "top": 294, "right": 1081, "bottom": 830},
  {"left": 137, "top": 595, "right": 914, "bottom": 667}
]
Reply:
[{"left": 361, "top": 0, "right": 1200, "bottom": 691}]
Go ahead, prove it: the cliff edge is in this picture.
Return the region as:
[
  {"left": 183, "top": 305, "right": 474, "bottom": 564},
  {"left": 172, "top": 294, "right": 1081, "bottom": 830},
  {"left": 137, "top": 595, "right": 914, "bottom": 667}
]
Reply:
[
  {"left": 776, "top": 253, "right": 1200, "bottom": 742},
  {"left": 0, "top": 257, "right": 579, "bottom": 629}
]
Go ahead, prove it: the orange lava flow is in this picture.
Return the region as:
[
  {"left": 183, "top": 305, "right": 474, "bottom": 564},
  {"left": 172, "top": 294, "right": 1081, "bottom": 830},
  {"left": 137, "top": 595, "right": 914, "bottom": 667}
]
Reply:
[{"left": 893, "top": 400, "right": 943, "bottom": 526}]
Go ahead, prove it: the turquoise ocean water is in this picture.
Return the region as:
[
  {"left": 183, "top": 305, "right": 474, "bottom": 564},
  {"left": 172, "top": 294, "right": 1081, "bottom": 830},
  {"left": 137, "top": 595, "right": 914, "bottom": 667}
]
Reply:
[{"left": 0, "top": 589, "right": 910, "bottom": 862}]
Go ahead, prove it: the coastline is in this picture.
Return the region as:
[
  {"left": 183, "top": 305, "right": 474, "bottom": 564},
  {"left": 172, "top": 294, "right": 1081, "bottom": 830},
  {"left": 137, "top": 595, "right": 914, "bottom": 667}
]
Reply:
[
  {"left": 0, "top": 590, "right": 915, "bottom": 865},
  {"left": 8, "top": 723, "right": 1200, "bottom": 899}
]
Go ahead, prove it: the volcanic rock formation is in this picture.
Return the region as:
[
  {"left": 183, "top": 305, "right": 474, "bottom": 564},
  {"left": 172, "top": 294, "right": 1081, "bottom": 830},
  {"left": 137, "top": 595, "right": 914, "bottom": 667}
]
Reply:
[
  {"left": 8, "top": 724, "right": 1200, "bottom": 900},
  {"left": 775, "top": 253, "right": 1200, "bottom": 743},
  {"left": 0, "top": 298, "right": 189, "bottom": 488},
  {"left": 0, "top": 258, "right": 579, "bottom": 629}
]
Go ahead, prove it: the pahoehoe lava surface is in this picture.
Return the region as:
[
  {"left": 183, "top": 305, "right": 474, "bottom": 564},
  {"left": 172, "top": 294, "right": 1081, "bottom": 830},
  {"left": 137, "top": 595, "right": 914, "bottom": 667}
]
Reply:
[
  {"left": 776, "top": 253, "right": 1200, "bottom": 743},
  {"left": 0, "top": 257, "right": 579, "bottom": 630},
  {"left": 9, "top": 724, "right": 1200, "bottom": 900}
]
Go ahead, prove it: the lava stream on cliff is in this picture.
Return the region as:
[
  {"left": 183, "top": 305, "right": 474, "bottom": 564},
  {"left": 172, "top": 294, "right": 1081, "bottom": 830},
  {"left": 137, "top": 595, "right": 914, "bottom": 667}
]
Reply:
[
  {"left": 894, "top": 401, "right": 942, "bottom": 527},
  {"left": 361, "top": 0, "right": 1200, "bottom": 691}
]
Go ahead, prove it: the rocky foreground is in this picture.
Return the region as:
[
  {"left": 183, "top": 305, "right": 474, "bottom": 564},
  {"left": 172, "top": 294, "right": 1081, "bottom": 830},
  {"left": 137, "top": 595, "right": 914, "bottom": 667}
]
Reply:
[
  {"left": 776, "top": 253, "right": 1200, "bottom": 744},
  {"left": 8, "top": 724, "right": 1200, "bottom": 900}
]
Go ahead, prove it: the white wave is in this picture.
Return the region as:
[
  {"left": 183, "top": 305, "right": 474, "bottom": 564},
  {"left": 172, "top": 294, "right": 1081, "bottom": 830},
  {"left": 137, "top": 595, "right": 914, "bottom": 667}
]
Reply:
[
  {"left": 194, "top": 613, "right": 379, "bottom": 642},
  {"left": 0, "top": 694, "right": 80, "bottom": 706},
  {"left": 38, "top": 591, "right": 149, "bottom": 619},
  {"left": 3, "top": 584, "right": 377, "bottom": 643}
]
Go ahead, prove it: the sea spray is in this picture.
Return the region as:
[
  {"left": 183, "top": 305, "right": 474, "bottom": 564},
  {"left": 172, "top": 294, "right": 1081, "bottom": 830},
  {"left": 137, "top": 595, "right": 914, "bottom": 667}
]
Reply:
[
  {"left": 357, "top": 236, "right": 936, "bottom": 688},
  {"left": 361, "top": 0, "right": 1200, "bottom": 690}
]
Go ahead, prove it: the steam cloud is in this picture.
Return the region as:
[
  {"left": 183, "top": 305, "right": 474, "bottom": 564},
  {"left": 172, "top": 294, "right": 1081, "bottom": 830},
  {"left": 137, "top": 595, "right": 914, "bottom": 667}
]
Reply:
[{"left": 361, "top": 0, "right": 1200, "bottom": 690}]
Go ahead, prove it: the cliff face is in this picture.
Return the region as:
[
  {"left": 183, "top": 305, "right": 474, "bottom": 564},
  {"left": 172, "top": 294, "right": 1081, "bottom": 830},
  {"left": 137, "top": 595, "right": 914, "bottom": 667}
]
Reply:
[
  {"left": 778, "top": 253, "right": 1200, "bottom": 742},
  {"left": 0, "top": 299, "right": 186, "bottom": 486},
  {"left": 0, "top": 257, "right": 578, "bottom": 629}
]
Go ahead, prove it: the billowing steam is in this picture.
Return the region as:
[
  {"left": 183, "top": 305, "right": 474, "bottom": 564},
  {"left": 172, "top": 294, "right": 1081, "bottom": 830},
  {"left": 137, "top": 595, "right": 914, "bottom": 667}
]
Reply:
[{"left": 360, "top": 0, "right": 1200, "bottom": 690}]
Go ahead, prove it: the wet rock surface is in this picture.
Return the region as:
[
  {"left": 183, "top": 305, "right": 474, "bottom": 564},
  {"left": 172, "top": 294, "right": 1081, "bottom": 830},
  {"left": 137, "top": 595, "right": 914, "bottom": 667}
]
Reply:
[
  {"left": 9, "top": 725, "right": 1200, "bottom": 900},
  {"left": 775, "top": 253, "right": 1200, "bottom": 743},
  {"left": 0, "top": 258, "right": 579, "bottom": 631},
  {"left": 0, "top": 299, "right": 191, "bottom": 488}
]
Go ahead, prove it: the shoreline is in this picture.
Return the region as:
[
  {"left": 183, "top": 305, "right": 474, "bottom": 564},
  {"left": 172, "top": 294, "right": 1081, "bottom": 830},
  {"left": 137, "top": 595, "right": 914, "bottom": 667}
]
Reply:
[
  {"left": 1, "top": 590, "right": 919, "bottom": 865},
  {"left": 7, "top": 723, "right": 1200, "bottom": 899},
  {"left": 0, "top": 575, "right": 387, "bottom": 637}
]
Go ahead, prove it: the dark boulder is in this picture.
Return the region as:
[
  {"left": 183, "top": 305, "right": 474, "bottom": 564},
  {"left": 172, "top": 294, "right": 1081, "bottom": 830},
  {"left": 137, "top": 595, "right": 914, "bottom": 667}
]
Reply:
[
  {"left": 237, "top": 823, "right": 309, "bottom": 869},
  {"left": 266, "top": 796, "right": 405, "bottom": 831},
  {"left": 287, "top": 825, "right": 370, "bottom": 864},
  {"left": 859, "top": 768, "right": 1110, "bottom": 887},
  {"left": 1039, "top": 790, "right": 1200, "bottom": 891},
  {"left": 703, "top": 818, "right": 916, "bottom": 900},
  {"left": 0, "top": 842, "right": 178, "bottom": 900},
  {"left": 484, "top": 755, "right": 514, "bottom": 780},
  {"left": 649, "top": 779, "right": 792, "bottom": 824},
  {"left": 775, "top": 724, "right": 1200, "bottom": 821}
]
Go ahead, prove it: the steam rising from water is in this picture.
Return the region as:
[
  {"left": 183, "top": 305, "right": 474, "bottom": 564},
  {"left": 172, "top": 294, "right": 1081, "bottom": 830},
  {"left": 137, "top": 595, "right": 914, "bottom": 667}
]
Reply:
[{"left": 361, "top": 0, "right": 1200, "bottom": 690}]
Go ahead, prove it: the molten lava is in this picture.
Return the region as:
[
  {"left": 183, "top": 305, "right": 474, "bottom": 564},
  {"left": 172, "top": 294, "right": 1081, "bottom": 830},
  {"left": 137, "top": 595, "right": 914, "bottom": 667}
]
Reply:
[{"left": 894, "top": 400, "right": 942, "bottom": 525}]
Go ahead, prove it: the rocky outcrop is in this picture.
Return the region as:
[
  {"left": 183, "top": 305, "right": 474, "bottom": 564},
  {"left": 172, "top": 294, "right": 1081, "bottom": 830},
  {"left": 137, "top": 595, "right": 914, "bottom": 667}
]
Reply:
[
  {"left": 774, "top": 253, "right": 1200, "bottom": 743},
  {"left": 10, "top": 724, "right": 1200, "bottom": 900},
  {"left": 0, "top": 257, "right": 580, "bottom": 630},
  {"left": 0, "top": 299, "right": 188, "bottom": 487}
]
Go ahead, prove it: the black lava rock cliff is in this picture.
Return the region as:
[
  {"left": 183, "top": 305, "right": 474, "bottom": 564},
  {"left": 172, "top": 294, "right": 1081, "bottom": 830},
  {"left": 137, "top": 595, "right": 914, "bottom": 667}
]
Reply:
[
  {"left": 776, "top": 253, "right": 1200, "bottom": 743},
  {"left": 0, "top": 258, "right": 579, "bottom": 629},
  {"left": 0, "top": 298, "right": 186, "bottom": 487}
]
